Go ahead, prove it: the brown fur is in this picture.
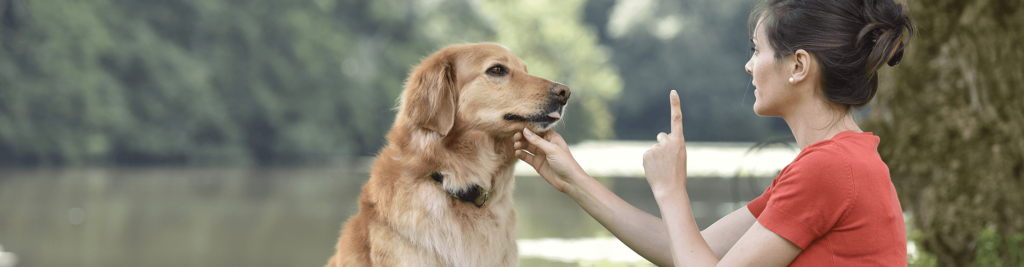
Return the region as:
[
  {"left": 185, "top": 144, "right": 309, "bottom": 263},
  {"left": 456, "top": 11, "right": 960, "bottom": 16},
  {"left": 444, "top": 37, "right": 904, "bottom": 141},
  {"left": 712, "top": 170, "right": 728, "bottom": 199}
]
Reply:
[{"left": 326, "top": 43, "right": 570, "bottom": 267}]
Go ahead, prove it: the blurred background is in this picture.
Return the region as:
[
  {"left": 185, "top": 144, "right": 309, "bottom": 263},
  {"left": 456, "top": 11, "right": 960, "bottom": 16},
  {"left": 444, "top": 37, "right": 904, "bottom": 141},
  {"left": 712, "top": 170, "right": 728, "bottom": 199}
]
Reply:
[{"left": 0, "top": 0, "right": 1020, "bottom": 266}]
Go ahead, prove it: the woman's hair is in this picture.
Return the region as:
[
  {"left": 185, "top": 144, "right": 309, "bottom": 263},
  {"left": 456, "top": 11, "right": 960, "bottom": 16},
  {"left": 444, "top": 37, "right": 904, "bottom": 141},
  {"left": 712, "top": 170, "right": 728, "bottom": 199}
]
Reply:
[{"left": 749, "top": 0, "right": 914, "bottom": 110}]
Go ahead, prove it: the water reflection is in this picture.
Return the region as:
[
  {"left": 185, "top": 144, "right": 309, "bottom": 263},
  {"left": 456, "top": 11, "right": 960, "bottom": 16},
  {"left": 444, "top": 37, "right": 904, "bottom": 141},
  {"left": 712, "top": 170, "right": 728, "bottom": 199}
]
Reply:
[
  {"left": 0, "top": 163, "right": 772, "bottom": 266},
  {"left": 0, "top": 243, "right": 17, "bottom": 267}
]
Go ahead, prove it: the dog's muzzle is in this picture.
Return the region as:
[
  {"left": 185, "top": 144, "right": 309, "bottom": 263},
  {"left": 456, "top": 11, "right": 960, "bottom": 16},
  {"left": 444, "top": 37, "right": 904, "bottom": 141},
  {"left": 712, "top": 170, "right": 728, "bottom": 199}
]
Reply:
[
  {"left": 431, "top": 172, "right": 491, "bottom": 208},
  {"left": 501, "top": 83, "right": 570, "bottom": 128}
]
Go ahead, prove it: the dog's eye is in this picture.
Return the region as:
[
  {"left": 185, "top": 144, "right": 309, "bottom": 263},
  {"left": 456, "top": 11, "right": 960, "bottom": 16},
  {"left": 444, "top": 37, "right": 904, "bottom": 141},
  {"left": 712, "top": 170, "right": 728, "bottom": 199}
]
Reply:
[{"left": 486, "top": 65, "right": 508, "bottom": 76}]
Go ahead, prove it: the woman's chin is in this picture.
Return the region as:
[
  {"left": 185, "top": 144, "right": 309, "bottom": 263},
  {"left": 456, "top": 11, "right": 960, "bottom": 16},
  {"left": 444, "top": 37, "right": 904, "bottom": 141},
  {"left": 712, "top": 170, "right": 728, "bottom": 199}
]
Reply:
[
  {"left": 753, "top": 108, "right": 766, "bottom": 116},
  {"left": 752, "top": 102, "right": 774, "bottom": 117}
]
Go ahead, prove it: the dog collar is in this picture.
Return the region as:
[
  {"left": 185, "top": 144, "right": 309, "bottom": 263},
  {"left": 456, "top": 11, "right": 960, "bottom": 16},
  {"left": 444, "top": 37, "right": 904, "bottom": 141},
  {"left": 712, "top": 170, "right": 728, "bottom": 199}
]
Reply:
[{"left": 430, "top": 172, "right": 493, "bottom": 208}]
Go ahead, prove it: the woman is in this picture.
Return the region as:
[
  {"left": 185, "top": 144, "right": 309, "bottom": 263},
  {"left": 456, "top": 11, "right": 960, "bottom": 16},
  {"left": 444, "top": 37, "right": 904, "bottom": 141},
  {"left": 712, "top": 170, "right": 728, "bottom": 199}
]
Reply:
[{"left": 513, "top": 0, "right": 914, "bottom": 266}]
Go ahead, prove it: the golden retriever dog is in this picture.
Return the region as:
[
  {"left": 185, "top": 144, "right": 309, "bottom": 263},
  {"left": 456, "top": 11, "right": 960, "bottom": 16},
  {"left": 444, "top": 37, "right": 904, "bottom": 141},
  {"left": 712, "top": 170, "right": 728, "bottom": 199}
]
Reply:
[{"left": 325, "top": 43, "right": 570, "bottom": 267}]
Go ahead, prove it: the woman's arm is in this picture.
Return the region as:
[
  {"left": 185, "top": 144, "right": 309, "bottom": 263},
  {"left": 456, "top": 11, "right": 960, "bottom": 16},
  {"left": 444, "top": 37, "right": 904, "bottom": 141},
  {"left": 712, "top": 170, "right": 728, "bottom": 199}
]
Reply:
[
  {"left": 642, "top": 91, "right": 800, "bottom": 266},
  {"left": 515, "top": 129, "right": 675, "bottom": 266},
  {"left": 656, "top": 188, "right": 800, "bottom": 266},
  {"left": 514, "top": 127, "right": 760, "bottom": 266},
  {"left": 702, "top": 206, "right": 756, "bottom": 259},
  {"left": 569, "top": 169, "right": 762, "bottom": 266},
  {"left": 640, "top": 90, "right": 715, "bottom": 265},
  {"left": 565, "top": 167, "right": 675, "bottom": 266},
  {"left": 719, "top": 221, "right": 801, "bottom": 266}
]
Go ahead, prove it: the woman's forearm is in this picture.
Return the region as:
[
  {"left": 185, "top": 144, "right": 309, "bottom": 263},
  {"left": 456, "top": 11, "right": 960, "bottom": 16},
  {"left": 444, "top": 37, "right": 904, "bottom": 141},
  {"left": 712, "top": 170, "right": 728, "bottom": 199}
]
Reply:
[
  {"left": 564, "top": 169, "right": 676, "bottom": 266},
  {"left": 655, "top": 188, "right": 719, "bottom": 266}
]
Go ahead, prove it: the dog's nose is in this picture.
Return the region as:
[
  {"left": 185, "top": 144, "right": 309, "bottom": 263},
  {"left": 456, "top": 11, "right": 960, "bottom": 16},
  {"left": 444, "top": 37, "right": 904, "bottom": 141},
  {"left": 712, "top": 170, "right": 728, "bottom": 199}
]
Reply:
[{"left": 550, "top": 83, "right": 571, "bottom": 105}]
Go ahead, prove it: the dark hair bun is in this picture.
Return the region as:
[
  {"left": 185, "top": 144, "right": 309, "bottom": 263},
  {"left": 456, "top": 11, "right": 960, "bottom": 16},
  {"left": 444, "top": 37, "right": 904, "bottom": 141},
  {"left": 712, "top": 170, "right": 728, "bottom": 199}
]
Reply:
[
  {"left": 858, "top": 0, "right": 913, "bottom": 72},
  {"left": 750, "top": 0, "right": 915, "bottom": 109}
]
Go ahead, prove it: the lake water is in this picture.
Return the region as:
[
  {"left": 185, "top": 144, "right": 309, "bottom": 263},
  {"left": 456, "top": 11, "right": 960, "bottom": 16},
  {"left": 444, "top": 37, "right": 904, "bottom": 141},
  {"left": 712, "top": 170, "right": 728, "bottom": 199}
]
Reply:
[{"left": 0, "top": 142, "right": 788, "bottom": 267}]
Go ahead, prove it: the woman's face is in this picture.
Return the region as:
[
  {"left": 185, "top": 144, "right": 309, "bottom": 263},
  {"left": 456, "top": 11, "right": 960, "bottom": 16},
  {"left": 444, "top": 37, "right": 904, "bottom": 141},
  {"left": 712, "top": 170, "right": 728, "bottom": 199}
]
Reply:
[{"left": 745, "top": 19, "right": 797, "bottom": 117}]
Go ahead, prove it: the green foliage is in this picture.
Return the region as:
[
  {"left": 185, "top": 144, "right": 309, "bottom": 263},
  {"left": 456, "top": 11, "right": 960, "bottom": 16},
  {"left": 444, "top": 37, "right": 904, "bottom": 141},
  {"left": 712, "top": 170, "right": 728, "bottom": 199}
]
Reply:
[
  {"left": 480, "top": 0, "right": 622, "bottom": 142},
  {"left": 1011, "top": 234, "right": 1024, "bottom": 267},
  {"left": 975, "top": 228, "right": 1004, "bottom": 267},
  {"left": 972, "top": 228, "right": 1024, "bottom": 267},
  {"left": 861, "top": 0, "right": 1024, "bottom": 265},
  {"left": 0, "top": 0, "right": 620, "bottom": 165},
  {"left": 910, "top": 226, "right": 939, "bottom": 267}
]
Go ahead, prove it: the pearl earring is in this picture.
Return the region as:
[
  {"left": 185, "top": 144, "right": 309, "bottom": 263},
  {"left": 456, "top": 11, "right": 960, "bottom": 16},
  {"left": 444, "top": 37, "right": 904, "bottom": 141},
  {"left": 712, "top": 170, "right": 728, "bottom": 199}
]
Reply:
[{"left": 789, "top": 77, "right": 794, "bottom": 83}]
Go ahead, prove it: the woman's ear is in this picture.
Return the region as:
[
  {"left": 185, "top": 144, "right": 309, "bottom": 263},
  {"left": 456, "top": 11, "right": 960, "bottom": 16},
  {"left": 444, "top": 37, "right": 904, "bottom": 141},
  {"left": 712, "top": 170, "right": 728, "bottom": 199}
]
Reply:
[
  {"left": 401, "top": 52, "right": 458, "bottom": 136},
  {"left": 790, "top": 49, "right": 815, "bottom": 84}
]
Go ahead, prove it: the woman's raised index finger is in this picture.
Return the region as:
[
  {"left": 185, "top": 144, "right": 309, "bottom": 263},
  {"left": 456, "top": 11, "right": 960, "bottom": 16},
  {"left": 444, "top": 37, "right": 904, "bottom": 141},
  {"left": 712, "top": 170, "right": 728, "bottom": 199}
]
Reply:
[{"left": 670, "top": 90, "right": 683, "bottom": 135}]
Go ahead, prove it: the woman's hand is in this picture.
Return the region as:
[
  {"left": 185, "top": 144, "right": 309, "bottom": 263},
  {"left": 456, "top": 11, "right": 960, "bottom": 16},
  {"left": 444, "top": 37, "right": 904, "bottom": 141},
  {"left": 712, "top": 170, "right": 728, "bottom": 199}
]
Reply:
[
  {"left": 643, "top": 90, "right": 688, "bottom": 197},
  {"left": 514, "top": 129, "right": 582, "bottom": 194}
]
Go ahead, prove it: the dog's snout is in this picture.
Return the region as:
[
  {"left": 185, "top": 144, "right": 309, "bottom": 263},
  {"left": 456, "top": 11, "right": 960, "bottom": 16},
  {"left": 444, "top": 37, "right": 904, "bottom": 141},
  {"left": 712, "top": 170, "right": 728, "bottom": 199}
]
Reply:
[{"left": 550, "top": 84, "right": 571, "bottom": 105}]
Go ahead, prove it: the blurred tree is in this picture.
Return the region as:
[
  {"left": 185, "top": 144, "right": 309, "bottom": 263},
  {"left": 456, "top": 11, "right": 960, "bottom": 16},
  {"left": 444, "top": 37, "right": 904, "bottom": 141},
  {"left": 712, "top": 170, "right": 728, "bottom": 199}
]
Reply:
[
  {"left": 480, "top": 0, "right": 622, "bottom": 142},
  {"left": 582, "top": 0, "right": 790, "bottom": 142},
  {"left": 861, "top": 0, "right": 1024, "bottom": 265},
  {"left": 0, "top": 0, "right": 620, "bottom": 165}
]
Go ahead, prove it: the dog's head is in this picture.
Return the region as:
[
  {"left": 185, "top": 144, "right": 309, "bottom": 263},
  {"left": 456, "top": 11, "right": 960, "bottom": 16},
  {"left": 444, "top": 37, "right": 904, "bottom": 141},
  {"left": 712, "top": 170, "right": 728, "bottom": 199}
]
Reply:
[
  {"left": 400, "top": 43, "right": 569, "bottom": 138},
  {"left": 393, "top": 43, "right": 569, "bottom": 210}
]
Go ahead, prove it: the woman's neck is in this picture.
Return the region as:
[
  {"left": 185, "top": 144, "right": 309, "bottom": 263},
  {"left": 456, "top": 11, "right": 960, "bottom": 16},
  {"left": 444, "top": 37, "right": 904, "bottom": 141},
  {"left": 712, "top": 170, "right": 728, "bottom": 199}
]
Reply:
[{"left": 783, "top": 100, "right": 863, "bottom": 150}]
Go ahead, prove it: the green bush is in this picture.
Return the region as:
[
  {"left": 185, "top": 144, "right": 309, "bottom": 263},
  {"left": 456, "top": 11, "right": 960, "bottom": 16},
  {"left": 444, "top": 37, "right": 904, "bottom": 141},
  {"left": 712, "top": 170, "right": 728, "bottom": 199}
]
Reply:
[{"left": 972, "top": 228, "right": 1024, "bottom": 267}]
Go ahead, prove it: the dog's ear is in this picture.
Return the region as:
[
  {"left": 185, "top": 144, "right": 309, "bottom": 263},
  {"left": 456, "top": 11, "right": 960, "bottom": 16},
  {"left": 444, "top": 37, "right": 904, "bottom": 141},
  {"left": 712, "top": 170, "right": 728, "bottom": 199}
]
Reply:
[{"left": 402, "top": 51, "right": 457, "bottom": 136}]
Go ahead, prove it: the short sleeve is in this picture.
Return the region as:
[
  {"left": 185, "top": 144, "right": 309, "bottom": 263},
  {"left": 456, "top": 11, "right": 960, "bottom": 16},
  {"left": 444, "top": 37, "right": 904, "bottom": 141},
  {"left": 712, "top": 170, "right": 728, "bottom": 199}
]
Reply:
[
  {"left": 747, "top": 179, "right": 774, "bottom": 218},
  {"left": 757, "top": 145, "right": 855, "bottom": 249}
]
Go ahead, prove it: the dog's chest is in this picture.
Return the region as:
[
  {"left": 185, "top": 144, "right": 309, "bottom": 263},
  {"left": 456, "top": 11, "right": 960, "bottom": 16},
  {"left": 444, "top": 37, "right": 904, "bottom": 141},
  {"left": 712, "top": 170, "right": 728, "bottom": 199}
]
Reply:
[{"left": 401, "top": 197, "right": 518, "bottom": 266}]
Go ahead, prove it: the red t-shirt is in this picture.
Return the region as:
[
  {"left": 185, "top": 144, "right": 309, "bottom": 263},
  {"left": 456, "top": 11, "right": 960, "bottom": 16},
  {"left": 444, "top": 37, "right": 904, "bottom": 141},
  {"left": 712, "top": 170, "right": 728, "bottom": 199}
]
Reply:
[{"left": 747, "top": 131, "right": 906, "bottom": 266}]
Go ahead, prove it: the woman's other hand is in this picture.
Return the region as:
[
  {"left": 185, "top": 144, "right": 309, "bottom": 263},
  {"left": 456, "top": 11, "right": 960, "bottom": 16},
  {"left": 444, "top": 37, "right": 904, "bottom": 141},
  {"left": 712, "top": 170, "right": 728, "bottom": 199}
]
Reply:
[
  {"left": 643, "top": 90, "right": 688, "bottom": 197},
  {"left": 514, "top": 129, "right": 582, "bottom": 194}
]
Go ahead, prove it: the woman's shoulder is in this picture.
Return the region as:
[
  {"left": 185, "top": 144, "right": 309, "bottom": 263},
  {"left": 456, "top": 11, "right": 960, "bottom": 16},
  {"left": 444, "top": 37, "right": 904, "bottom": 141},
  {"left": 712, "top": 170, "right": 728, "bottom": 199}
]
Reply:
[
  {"left": 776, "top": 139, "right": 857, "bottom": 191},
  {"left": 789, "top": 141, "right": 852, "bottom": 173},
  {"left": 777, "top": 131, "right": 887, "bottom": 197},
  {"left": 791, "top": 131, "right": 881, "bottom": 169}
]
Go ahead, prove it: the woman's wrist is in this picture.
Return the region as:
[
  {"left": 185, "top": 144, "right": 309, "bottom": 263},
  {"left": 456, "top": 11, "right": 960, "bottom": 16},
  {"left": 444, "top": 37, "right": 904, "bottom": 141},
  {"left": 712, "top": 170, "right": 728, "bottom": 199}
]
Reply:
[
  {"left": 563, "top": 167, "right": 594, "bottom": 201},
  {"left": 653, "top": 186, "right": 689, "bottom": 205},
  {"left": 564, "top": 168, "right": 622, "bottom": 217},
  {"left": 651, "top": 178, "right": 688, "bottom": 200}
]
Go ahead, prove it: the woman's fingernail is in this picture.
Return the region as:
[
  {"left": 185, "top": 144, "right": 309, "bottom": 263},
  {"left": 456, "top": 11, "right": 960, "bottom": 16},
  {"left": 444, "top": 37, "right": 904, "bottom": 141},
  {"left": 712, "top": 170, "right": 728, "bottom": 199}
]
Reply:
[{"left": 523, "top": 128, "right": 532, "bottom": 136}]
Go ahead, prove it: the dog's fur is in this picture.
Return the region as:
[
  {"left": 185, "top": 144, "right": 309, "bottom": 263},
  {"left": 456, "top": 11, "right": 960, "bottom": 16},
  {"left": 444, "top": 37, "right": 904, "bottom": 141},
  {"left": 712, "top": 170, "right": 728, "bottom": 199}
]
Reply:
[{"left": 326, "top": 43, "right": 570, "bottom": 267}]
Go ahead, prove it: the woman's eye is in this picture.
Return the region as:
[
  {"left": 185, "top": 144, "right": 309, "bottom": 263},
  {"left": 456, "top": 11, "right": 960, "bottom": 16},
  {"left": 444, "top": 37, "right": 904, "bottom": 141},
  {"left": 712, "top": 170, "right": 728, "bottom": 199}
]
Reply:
[{"left": 487, "top": 66, "right": 507, "bottom": 76}]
